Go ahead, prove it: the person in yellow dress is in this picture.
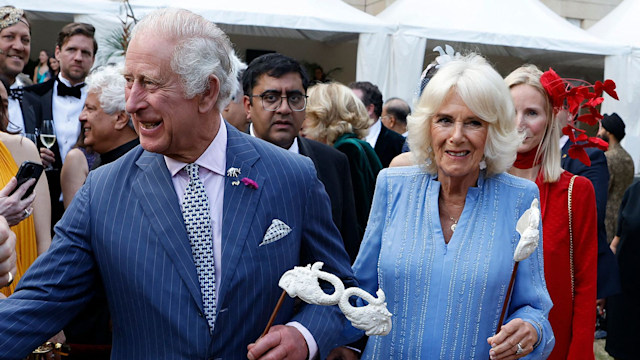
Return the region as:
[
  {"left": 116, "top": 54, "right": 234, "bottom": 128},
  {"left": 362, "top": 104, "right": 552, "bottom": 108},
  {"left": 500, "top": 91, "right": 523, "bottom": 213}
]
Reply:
[{"left": 0, "top": 77, "right": 51, "bottom": 298}]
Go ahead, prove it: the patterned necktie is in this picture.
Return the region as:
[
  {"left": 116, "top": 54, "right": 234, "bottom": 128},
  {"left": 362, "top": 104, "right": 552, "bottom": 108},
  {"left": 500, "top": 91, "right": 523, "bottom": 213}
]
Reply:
[{"left": 181, "top": 163, "right": 217, "bottom": 333}]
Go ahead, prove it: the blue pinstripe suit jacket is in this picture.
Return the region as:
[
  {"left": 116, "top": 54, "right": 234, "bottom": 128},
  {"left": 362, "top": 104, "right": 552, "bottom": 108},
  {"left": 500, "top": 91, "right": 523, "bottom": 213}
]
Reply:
[{"left": 0, "top": 125, "right": 355, "bottom": 359}]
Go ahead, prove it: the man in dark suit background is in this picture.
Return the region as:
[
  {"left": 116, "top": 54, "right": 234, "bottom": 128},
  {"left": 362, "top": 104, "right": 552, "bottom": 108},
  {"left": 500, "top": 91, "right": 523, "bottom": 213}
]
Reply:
[
  {"left": 25, "top": 22, "right": 96, "bottom": 228},
  {"left": 381, "top": 97, "right": 410, "bottom": 137},
  {"left": 0, "top": 8, "right": 355, "bottom": 359},
  {"left": 349, "top": 81, "right": 405, "bottom": 168},
  {"left": 243, "top": 53, "right": 361, "bottom": 262}
]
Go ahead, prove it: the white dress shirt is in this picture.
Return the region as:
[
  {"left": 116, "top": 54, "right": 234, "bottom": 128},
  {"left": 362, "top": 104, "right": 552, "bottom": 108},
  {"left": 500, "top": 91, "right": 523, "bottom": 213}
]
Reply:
[
  {"left": 7, "top": 77, "right": 25, "bottom": 134},
  {"left": 166, "top": 120, "right": 227, "bottom": 298},
  {"left": 365, "top": 118, "right": 382, "bottom": 148},
  {"left": 52, "top": 75, "right": 88, "bottom": 164}
]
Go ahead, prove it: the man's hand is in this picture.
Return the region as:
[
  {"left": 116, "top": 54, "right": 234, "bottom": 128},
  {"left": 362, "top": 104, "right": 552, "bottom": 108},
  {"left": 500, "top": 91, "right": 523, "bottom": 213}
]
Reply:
[
  {"left": 40, "top": 148, "right": 56, "bottom": 168},
  {"left": 0, "top": 216, "right": 17, "bottom": 288},
  {"left": 247, "top": 325, "right": 308, "bottom": 360}
]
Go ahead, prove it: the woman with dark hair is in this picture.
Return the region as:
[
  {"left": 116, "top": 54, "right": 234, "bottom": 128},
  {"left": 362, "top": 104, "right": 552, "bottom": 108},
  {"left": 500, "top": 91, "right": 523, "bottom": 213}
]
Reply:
[
  {"left": 48, "top": 56, "right": 60, "bottom": 79},
  {"left": 32, "top": 49, "right": 51, "bottom": 84}
]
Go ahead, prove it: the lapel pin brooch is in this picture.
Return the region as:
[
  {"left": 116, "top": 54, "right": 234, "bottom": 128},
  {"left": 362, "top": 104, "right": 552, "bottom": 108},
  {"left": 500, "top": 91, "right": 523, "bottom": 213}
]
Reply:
[
  {"left": 227, "top": 167, "right": 242, "bottom": 186},
  {"left": 226, "top": 167, "right": 241, "bottom": 177}
]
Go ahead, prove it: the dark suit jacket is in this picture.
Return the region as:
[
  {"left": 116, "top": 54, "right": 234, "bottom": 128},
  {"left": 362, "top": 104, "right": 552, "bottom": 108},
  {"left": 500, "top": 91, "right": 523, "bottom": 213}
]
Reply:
[
  {"left": 374, "top": 123, "right": 405, "bottom": 168},
  {"left": 298, "top": 137, "right": 361, "bottom": 262},
  {"left": 24, "top": 79, "right": 66, "bottom": 227},
  {"left": 562, "top": 140, "right": 621, "bottom": 298},
  {"left": 17, "top": 91, "right": 40, "bottom": 135},
  {"left": 0, "top": 125, "right": 356, "bottom": 359}
]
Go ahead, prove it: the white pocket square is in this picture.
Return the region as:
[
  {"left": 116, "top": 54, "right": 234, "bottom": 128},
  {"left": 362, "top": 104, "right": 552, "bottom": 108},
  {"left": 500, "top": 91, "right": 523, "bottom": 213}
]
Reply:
[{"left": 260, "top": 219, "right": 291, "bottom": 246}]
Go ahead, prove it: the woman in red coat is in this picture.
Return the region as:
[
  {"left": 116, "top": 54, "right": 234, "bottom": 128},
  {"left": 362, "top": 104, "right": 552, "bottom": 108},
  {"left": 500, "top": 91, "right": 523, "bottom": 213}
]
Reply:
[{"left": 505, "top": 65, "right": 598, "bottom": 359}]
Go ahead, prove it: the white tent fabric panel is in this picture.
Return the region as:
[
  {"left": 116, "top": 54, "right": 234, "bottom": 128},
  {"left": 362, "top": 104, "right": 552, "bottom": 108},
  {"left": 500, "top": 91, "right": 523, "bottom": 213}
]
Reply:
[
  {"left": 378, "top": 0, "right": 620, "bottom": 55},
  {"left": 359, "top": 0, "right": 626, "bottom": 105},
  {"left": 588, "top": 0, "right": 640, "bottom": 174},
  {"left": 125, "top": 0, "right": 394, "bottom": 41},
  {"left": 600, "top": 51, "right": 640, "bottom": 174},
  {"left": 588, "top": 0, "right": 640, "bottom": 48},
  {"left": 6, "top": 0, "right": 119, "bottom": 21},
  {"left": 356, "top": 32, "right": 426, "bottom": 104}
]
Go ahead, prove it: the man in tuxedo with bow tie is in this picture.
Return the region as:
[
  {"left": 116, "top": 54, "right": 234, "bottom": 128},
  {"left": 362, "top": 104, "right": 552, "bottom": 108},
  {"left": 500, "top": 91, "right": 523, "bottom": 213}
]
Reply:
[
  {"left": 0, "top": 6, "right": 39, "bottom": 135},
  {"left": 0, "top": 8, "right": 355, "bottom": 359},
  {"left": 25, "top": 22, "right": 96, "bottom": 228}
]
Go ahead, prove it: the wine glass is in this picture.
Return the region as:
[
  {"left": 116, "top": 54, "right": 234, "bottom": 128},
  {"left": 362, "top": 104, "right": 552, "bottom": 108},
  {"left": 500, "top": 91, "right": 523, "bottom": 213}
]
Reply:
[{"left": 39, "top": 120, "right": 56, "bottom": 170}]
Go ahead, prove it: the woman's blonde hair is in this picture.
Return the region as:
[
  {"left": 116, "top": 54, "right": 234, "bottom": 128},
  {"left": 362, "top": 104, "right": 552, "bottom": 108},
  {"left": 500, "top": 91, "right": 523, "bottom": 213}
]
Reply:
[
  {"left": 304, "top": 82, "right": 370, "bottom": 145},
  {"left": 504, "top": 64, "right": 562, "bottom": 183},
  {"left": 407, "top": 53, "right": 520, "bottom": 176}
]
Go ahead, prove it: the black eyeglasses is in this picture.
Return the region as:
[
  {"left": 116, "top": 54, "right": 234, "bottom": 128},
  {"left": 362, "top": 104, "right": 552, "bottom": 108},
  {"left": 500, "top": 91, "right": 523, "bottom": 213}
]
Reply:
[{"left": 251, "top": 90, "right": 307, "bottom": 112}]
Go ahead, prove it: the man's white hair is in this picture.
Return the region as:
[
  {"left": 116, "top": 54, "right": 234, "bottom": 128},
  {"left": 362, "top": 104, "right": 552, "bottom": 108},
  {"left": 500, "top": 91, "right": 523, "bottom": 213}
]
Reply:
[
  {"left": 86, "top": 64, "right": 126, "bottom": 115},
  {"left": 131, "top": 8, "right": 238, "bottom": 111}
]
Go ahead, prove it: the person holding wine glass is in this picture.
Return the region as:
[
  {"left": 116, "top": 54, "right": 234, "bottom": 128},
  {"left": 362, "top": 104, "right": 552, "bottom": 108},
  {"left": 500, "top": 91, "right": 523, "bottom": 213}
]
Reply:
[
  {"left": 24, "top": 22, "right": 96, "bottom": 227},
  {"left": 39, "top": 120, "right": 56, "bottom": 170}
]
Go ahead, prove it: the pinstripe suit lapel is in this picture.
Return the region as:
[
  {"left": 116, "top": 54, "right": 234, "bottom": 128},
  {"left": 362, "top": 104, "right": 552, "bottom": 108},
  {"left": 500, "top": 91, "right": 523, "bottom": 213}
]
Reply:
[
  {"left": 132, "top": 151, "right": 204, "bottom": 310},
  {"left": 219, "top": 126, "right": 264, "bottom": 307}
]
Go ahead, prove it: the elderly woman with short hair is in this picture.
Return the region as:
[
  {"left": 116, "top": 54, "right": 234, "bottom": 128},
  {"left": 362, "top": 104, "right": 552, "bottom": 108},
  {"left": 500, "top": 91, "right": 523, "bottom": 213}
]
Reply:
[{"left": 335, "top": 54, "right": 554, "bottom": 359}]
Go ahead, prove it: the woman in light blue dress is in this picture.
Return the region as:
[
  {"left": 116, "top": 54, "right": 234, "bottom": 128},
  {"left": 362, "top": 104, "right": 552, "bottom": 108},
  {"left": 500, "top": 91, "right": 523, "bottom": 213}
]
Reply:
[{"left": 335, "top": 54, "right": 554, "bottom": 359}]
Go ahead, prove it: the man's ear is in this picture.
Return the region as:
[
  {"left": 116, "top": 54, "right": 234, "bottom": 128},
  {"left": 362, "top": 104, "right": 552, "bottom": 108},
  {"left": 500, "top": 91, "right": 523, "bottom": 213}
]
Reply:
[
  {"left": 243, "top": 94, "right": 252, "bottom": 120},
  {"left": 388, "top": 115, "right": 397, "bottom": 128},
  {"left": 113, "top": 111, "right": 130, "bottom": 130},
  {"left": 198, "top": 75, "right": 220, "bottom": 113},
  {"left": 54, "top": 46, "right": 61, "bottom": 61},
  {"left": 366, "top": 103, "right": 376, "bottom": 119}
]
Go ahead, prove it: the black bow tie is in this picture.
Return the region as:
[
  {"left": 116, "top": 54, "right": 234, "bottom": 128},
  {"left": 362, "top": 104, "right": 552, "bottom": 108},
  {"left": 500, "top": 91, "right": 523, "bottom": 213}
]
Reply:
[
  {"left": 9, "top": 88, "right": 23, "bottom": 102},
  {"left": 57, "top": 81, "right": 84, "bottom": 99}
]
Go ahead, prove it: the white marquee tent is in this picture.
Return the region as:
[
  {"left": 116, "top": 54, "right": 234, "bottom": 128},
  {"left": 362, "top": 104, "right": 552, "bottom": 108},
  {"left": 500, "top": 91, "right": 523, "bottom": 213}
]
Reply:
[
  {"left": 11, "top": 0, "right": 394, "bottom": 80},
  {"left": 124, "top": 0, "right": 395, "bottom": 42},
  {"left": 15, "top": 0, "right": 394, "bottom": 40},
  {"left": 588, "top": 0, "right": 640, "bottom": 173},
  {"left": 357, "top": 0, "right": 627, "bottom": 104}
]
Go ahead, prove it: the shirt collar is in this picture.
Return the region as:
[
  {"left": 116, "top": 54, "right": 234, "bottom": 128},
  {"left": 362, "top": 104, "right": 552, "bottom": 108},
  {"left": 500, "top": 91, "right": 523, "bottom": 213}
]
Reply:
[
  {"left": 365, "top": 118, "right": 382, "bottom": 146},
  {"left": 288, "top": 137, "right": 299, "bottom": 154},
  {"left": 165, "top": 118, "right": 227, "bottom": 177},
  {"left": 57, "top": 74, "right": 84, "bottom": 88},
  {"left": 10, "top": 77, "right": 23, "bottom": 89},
  {"left": 559, "top": 135, "right": 569, "bottom": 149}
]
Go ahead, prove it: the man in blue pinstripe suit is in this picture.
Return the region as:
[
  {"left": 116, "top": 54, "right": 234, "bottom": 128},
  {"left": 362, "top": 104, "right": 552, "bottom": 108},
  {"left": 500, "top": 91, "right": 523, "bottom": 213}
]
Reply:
[{"left": 0, "top": 8, "right": 355, "bottom": 359}]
